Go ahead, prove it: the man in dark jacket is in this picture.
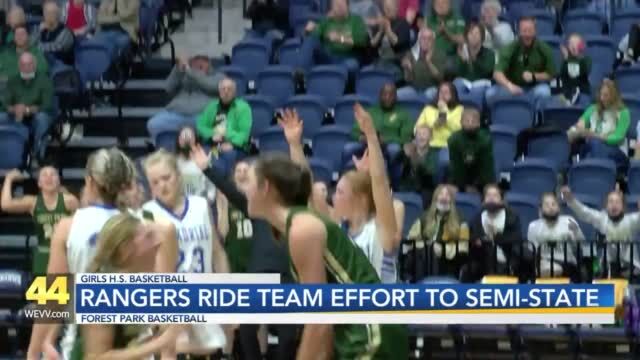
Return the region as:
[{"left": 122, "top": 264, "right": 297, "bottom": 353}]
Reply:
[
  {"left": 465, "top": 184, "right": 533, "bottom": 282},
  {"left": 448, "top": 107, "right": 495, "bottom": 193},
  {"left": 38, "top": 1, "right": 74, "bottom": 66}
]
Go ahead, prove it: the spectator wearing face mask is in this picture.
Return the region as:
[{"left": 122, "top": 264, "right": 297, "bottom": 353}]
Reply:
[
  {"left": 553, "top": 33, "right": 591, "bottom": 106},
  {"left": 407, "top": 184, "right": 469, "bottom": 278},
  {"left": 147, "top": 55, "right": 223, "bottom": 141},
  {"left": 402, "top": 124, "right": 437, "bottom": 204},
  {"left": 0, "top": 52, "right": 54, "bottom": 164},
  {"left": 465, "top": 184, "right": 531, "bottom": 282},
  {"left": 174, "top": 125, "right": 216, "bottom": 204},
  {"left": 562, "top": 186, "right": 640, "bottom": 275},
  {"left": 447, "top": 107, "right": 495, "bottom": 194},
  {"left": 528, "top": 192, "right": 585, "bottom": 278},
  {"left": 0, "top": 26, "right": 48, "bottom": 81}
]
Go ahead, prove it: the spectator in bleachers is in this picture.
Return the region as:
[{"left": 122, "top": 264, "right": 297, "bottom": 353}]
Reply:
[
  {"left": 0, "top": 26, "right": 49, "bottom": 80},
  {"left": 562, "top": 186, "right": 640, "bottom": 274},
  {"left": 38, "top": 1, "right": 75, "bottom": 66},
  {"left": 398, "top": 28, "right": 445, "bottom": 100},
  {"left": 448, "top": 107, "right": 495, "bottom": 194},
  {"left": 4, "top": 6, "right": 25, "bottom": 47},
  {"left": 402, "top": 124, "right": 437, "bottom": 203},
  {"left": 94, "top": 0, "right": 139, "bottom": 59},
  {"left": 0, "top": 52, "right": 54, "bottom": 163},
  {"left": 425, "top": 0, "right": 465, "bottom": 57},
  {"left": 196, "top": 78, "right": 252, "bottom": 174},
  {"left": 301, "top": 0, "right": 368, "bottom": 74},
  {"left": 617, "top": 23, "right": 640, "bottom": 67},
  {"left": 528, "top": 192, "right": 584, "bottom": 277},
  {"left": 369, "top": 0, "right": 411, "bottom": 79},
  {"left": 415, "top": 82, "right": 463, "bottom": 153},
  {"left": 465, "top": 184, "right": 528, "bottom": 282},
  {"left": 567, "top": 79, "right": 630, "bottom": 170},
  {"left": 147, "top": 55, "right": 222, "bottom": 140},
  {"left": 1, "top": 166, "right": 79, "bottom": 274},
  {"left": 61, "top": 0, "right": 97, "bottom": 38},
  {"left": 398, "top": 0, "right": 418, "bottom": 28},
  {"left": 407, "top": 184, "right": 470, "bottom": 277},
  {"left": 352, "top": 83, "right": 414, "bottom": 160},
  {"left": 175, "top": 125, "right": 216, "bottom": 203},
  {"left": 452, "top": 21, "right": 495, "bottom": 100},
  {"left": 245, "top": 0, "right": 286, "bottom": 44},
  {"left": 487, "top": 16, "right": 555, "bottom": 106},
  {"left": 479, "top": 0, "right": 513, "bottom": 51},
  {"left": 553, "top": 33, "right": 591, "bottom": 106}
]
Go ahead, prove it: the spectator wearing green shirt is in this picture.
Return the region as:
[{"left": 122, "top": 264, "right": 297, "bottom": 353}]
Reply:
[
  {"left": 452, "top": 22, "right": 495, "bottom": 105},
  {"left": 488, "top": 17, "right": 555, "bottom": 107},
  {"left": 0, "top": 52, "right": 54, "bottom": 163},
  {"left": 300, "top": 0, "right": 368, "bottom": 75},
  {"left": 398, "top": 28, "right": 445, "bottom": 101},
  {"left": 0, "top": 26, "right": 49, "bottom": 83},
  {"left": 196, "top": 78, "right": 252, "bottom": 174},
  {"left": 568, "top": 79, "right": 630, "bottom": 171},
  {"left": 425, "top": 0, "right": 465, "bottom": 57}
]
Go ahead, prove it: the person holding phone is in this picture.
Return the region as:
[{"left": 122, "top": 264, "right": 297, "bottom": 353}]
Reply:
[{"left": 414, "top": 82, "right": 463, "bottom": 158}]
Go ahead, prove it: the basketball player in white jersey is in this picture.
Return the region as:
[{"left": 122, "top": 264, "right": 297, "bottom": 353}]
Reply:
[
  {"left": 26, "top": 148, "right": 139, "bottom": 359},
  {"left": 142, "top": 149, "right": 230, "bottom": 356}
]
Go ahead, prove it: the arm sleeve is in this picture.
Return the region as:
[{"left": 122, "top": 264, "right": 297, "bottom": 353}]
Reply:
[
  {"left": 580, "top": 105, "right": 595, "bottom": 128},
  {"left": 201, "top": 167, "right": 248, "bottom": 215},
  {"left": 351, "top": 16, "right": 369, "bottom": 47},
  {"left": 605, "top": 108, "right": 630, "bottom": 145},
  {"left": 393, "top": 21, "right": 411, "bottom": 52},
  {"left": 86, "top": 4, "right": 98, "bottom": 32},
  {"left": 567, "top": 198, "right": 608, "bottom": 233},
  {"left": 414, "top": 107, "right": 433, "bottom": 132},
  {"left": 38, "top": 28, "right": 74, "bottom": 53},
  {"left": 494, "top": 45, "right": 512, "bottom": 73},
  {"left": 196, "top": 102, "right": 216, "bottom": 140},
  {"left": 97, "top": 1, "right": 117, "bottom": 23},
  {"left": 527, "top": 221, "right": 540, "bottom": 246},
  {"left": 164, "top": 66, "right": 183, "bottom": 96},
  {"left": 185, "top": 68, "right": 220, "bottom": 95},
  {"left": 118, "top": 0, "right": 139, "bottom": 21},
  {"left": 226, "top": 102, "right": 252, "bottom": 147},
  {"left": 399, "top": 111, "right": 414, "bottom": 144},
  {"left": 40, "top": 78, "right": 54, "bottom": 112},
  {"left": 543, "top": 45, "right": 556, "bottom": 77}
]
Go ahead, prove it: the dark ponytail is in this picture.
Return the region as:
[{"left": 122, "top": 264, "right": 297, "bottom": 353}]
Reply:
[{"left": 255, "top": 152, "right": 312, "bottom": 207}]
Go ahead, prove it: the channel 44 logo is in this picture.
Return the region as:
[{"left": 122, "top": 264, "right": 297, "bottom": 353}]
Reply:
[{"left": 23, "top": 275, "right": 74, "bottom": 322}]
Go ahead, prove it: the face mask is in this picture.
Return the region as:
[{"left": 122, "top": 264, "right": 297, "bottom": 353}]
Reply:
[
  {"left": 483, "top": 202, "right": 504, "bottom": 214},
  {"left": 178, "top": 144, "right": 191, "bottom": 157},
  {"left": 609, "top": 212, "right": 625, "bottom": 223},
  {"left": 436, "top": 202, "right": 450, "bottom": 213},
  {"left": 464, "top": 128, "right": 479, "bottom": 138},
  {"left": 20, "top": 72, "right": 35, "bottom": 80},
  {"left": 542, "top": 212, "right": 559, "bottom": 222}
]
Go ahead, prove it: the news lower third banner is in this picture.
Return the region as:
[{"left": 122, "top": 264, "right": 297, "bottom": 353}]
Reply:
[{"left": 24, "top": 273, "right": 616, "bottom": 325}]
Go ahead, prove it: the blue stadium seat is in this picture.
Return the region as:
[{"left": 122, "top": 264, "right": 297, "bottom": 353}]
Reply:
[
  {"left": 612, "top": 9, "right": 640, "bottom": 43},
  {"left": 289, "top": 0, "right": 316, "bottom": 30},
  {"left": 489, "top": 97, "right": 535, "bottom": 133},
  {"left": 628, "top": 161, "right": 640, "bottom": 195},
  {"left": 154, "top": 130, "right": 178, "bottom": 152},
  {"left": 257, "top": 126, "right": 288, "bottom": 153},
  {"left": 527, "top": 131, "right": 570, "bottom": 170},
  {"left": 219, "top": 65, "right": 248, "bottom": 96},
  {"left": 0, "top": 125, "right": 28, "bottom": 169},
  {"left": 355, "top": 68, "right": 394, "bottom": 102},
  {"left": 529, "top": 9, "right": 556, "bottom": 36},
  {"left": 306, "top": 65, "right": 348, "bottom": 107},
  {"left": 538, "top": 36, "right": 562, "bottom": 69},
  {"left": 490, "top": 125, "right": 519, "bottom": 176},
  {"left": 624, "top": 96, "right": 640, "bottom": 140},
  {"left": 334, "top": 95, "right": 374, "bottom": 130},
  {"left": 541, "top": 105, "right": 584, "bottom": 131},
  {"left": 256, "top": 66, "right": 296, "bottom": 107},
  {"left": 568, "top": 158, "right": 617, "bottom": 202},
  {"left": 245, "top": 95, "right": 275, "bottom": 138},
  {"left": 455, "top": 192, "right": 482, "bottom": 223},
  {"left": 284, "top": 95, "right": 326, "bottom": 140},
  {"left": 278, "top": 38, "right": 303, "bottom": 69},
  {"left": 505, "top": 192, "right": 539, "bottom": 238},
  {"left": 563, "top": 9, "right": 604, "bottom": 35},
  {"left": 231, "top": 39, "right": 270, "bottom": 81},
  {"left": 397, "top": 97, "right": 427, "bottom": 126},
  {"left": 511, "top": 158, "right": 558, "bottom": 199},
  {"left": 394, "top": 192, "right": 424, "bottom": 238},
  {"left": 312, "top": 126, "right": 351, "bottom": 174},
  {"left": 614, "top": 67, "right": 640, "bottom": 96},
  {"left": 74, "top": 42, "right": 111, "bottom": 85},
  {"left": 584, "top": 36, "right": 616, "bottom": 88},
  {"left": 308, "top": 157, "right": 333, "bottom": 185},
  {"left": 506, "top": 0, "right": 541, "bottom": 23}
]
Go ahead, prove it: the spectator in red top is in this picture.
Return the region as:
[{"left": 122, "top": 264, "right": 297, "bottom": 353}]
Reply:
[
  {"left": 61, "top": 0, "right": 97, "bottom": 38},
  {"left": 398, "top": 0, "right": 418, "bottom": 26}
]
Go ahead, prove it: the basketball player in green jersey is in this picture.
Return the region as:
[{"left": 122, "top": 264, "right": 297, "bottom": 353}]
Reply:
[
  {"left": 241, "top": 107, "right": 409, "bottom": 359},
  {"left": 1, "top": 166, "right": 79, "bottom": 274}
]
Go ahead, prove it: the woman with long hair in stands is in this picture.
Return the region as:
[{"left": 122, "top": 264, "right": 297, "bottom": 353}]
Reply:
[
  {"left": 142, "top": 149, "right": 230, "bottom": 357},
  {"left": 25, "top": 148, "right": 155, "bottom": 359},
  {"left": 1, "top": 165, "right": 79, "bottom": 275},
  {"left": 240, "top": 106, "right": 408, "bottom": 358},
  {"left": 282, "top": 106, "right": 400, "bottom": 283}
]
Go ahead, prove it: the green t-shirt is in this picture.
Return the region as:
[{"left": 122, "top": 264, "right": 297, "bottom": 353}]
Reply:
[
  {"left": 580, "top": 104, "right": 630, "bottom": 146},
  {"left": 408, "top": 51, "right": 447, "bottom": 91},
  {"left": 454, "top": 47, "right": 496, "bottom": 81},
  {"left": 426, "top": 12, "right": 465, "bottom": 56},
  {"left": 447, "top": 129, "right": 496, "bottom": 189},
  {"left": 4, "top": 71, "right": 54, "bottom": 113},
  {"left": 352, "top": 105, "right": 414, "bottom": 144},
  {"left": 495, "top": 39, "right": 556, "bottom": 87},
  {"left": 313, "top": 15, "right": 368, "bottom": 57},
  {"left": 32, "top": 192, "right": 70, "bottom": 275}
]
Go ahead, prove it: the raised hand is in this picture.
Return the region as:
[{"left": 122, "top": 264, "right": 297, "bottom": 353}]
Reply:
[
  {"left": 6, "top": 169, "right": 23, "bottom": 181},
  {"left": 189, "top": 144, "right": 210, "bottom": 170},
  {"left": 354, "top": 103, "right": 376, "bottom": 138},
  {"left": 352, "top": 149, "right": 370, "bottom": 172},
  {"left": 560, "top": 186, "right": 574, "bottom": 203},
  {"left": 278, "top": 108, "right": 303, "bottom": 145}
]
